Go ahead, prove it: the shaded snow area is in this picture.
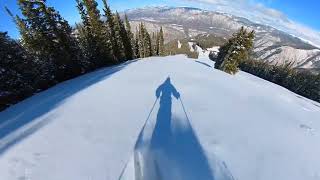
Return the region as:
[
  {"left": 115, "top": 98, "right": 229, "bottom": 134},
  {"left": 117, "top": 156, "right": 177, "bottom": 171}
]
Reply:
[{"left": 0, "top": 55, "right": 320, "bottom": 180}]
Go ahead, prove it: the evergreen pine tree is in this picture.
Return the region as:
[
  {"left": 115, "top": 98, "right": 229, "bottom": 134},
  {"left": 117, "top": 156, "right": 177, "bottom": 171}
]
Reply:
[
  {"left": 5, "top": 7, "right": 30, "bottom": 49},
  {"left": 134, "top": 28, "right": 140, "bottom": 58},
  {"left": 124, "top": 14, "right": 136, "bottom": 59},
  {"left": 215, "top": 27, "right": 255, "bottom": 74},
  {"left": 15, "top": 0, "right": 82, "bottom": 82},
  {"left": 144, "top": 30, "right": 153, "bottom": 57},
  {"left": 75, "top": 0, "right": 95, "bottom": 70},
  {"left": 82, "top": 0, "right": 103, "bottom": 33},
  {"left": 158, "top": 27, "right": 165, "bottom": 56},
  {"left": 113, "top": 12, "right": 126, "bottom": 61},
  {"left": 155, "top": 31, "right": 160, "bottom": 56},
  {"left": 117, "top": 12, "right": 134, "bottom": 60},
  {"left": 81, "top": 0, "right": 112, "bottom": 67},
  {"left": 138, "top": 23, "right": 146, "bottom": 58},
  {"left": 0, "top": 32, "right": 36, "bottom": 110},
  {"left": 102, "top": 0, "right": 123, "bottom": 62}
]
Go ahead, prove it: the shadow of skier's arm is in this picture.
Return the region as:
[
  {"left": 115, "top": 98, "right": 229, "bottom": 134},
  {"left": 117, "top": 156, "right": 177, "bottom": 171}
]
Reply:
[{"left": 171, "top": 84, "right": 180, "bottom": 99}]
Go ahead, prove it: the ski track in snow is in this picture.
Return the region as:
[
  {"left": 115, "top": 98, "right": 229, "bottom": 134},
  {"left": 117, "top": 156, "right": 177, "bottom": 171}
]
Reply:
[{"left": 0, "top": 53, "right": 320, "bottom": 180}]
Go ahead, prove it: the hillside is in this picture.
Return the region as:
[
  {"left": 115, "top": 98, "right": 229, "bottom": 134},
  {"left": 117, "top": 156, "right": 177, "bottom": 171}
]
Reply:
[
  {"left": 126, "top": 7, "right": 320, "bottom": 70},
  {"left": 0, "top": 55, "right": 320, "bottom": 180}
]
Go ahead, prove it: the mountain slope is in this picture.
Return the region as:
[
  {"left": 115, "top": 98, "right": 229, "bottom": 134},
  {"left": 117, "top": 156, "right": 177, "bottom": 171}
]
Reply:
[
  {"left": 0, "top": 55, "right": 320, "bottom": 180},
  {"left": 126, "top": 7, "right": 320, "bottom": 70}
]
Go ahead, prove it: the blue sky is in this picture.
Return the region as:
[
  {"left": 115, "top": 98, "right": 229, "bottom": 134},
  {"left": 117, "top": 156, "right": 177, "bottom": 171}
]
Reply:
[
  {"left": 1, "top": 0, "right": 320, "bottom": 44},
  {"left": 260, "top": 0, "right": 320, "bottom": 29}
]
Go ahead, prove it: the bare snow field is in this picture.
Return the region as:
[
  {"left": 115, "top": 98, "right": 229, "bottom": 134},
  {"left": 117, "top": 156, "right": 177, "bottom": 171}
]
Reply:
[{"left": 0, "top": 54, "right": 320, "bottom": 180}]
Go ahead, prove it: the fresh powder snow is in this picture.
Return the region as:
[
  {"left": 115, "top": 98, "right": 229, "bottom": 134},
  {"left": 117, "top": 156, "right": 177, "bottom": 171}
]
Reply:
[{"left": 0, "top": 54, "right": 320, "bottom": 180}]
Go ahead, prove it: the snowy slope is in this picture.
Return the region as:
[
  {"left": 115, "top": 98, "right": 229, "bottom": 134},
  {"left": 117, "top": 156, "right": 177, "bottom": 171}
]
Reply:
[
  {"left": 256, "top": 46, "right": 320, "bottom": 68},
  {"left": 0, "top": 55, "right": 320, "bottom": 180}
]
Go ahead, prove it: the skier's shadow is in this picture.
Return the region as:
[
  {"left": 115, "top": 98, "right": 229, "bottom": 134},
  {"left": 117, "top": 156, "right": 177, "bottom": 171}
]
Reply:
[{"left": 136, "top": 77, "right": 215, "bottom": 180}]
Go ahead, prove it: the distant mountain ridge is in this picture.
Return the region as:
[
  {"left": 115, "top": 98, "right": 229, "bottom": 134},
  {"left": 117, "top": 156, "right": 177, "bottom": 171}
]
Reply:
[{"left": 124, "top": 6, "right": 320, "bottom": 70}]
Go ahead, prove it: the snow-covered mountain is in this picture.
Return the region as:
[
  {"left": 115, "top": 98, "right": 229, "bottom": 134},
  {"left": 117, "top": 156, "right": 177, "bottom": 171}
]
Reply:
[
  {"left": 1, "top": 54, "right": 320, "bottom": 180},
  {"left": 125, "top": 6, "right": 320, "bottom": 70}
]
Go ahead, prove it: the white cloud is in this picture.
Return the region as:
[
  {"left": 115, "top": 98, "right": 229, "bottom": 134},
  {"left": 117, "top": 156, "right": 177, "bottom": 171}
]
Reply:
[{"left": 177, "top": 0, "right": 320, "bottom": 47}]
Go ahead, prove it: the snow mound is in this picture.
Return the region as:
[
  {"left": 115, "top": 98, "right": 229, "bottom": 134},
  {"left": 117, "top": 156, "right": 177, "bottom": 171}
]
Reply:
[
  {"left": 0, "top": 55, "right": 320, "bottom": 180},
  {"left": 177, "top": 40, "right": 182, "bottom": 49},
  {"left": 207, "top": 46, "right": 220, "bottom": 54}
]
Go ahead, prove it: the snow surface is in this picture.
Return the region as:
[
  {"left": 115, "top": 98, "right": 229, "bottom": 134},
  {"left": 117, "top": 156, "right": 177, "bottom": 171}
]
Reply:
[
  {"left": 188, "top": 42, "right": 195, "bottom": 52},
  {"left": 1, "top": 54, "right": 320, "bottom": 180},
  {"left": 207, "top": 46, "right": 220, "bottom": 55},
  {"left": 207, "top": 46, "right": 220, "bottom": 52},
  {"left": 177, "top": 40, "right": 182, "bottom": 49}
]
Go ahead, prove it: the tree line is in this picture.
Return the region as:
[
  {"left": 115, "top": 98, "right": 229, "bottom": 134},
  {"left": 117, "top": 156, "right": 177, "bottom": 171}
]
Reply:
[
  {"left": 165, "top": 39, "right": 199, "bottom": 59},
  {"left": 213, "top": 27, "right": 320, "bottom": 103},
  {"left": 0, "top": 0, "right": 165, "bottom": 111}
]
